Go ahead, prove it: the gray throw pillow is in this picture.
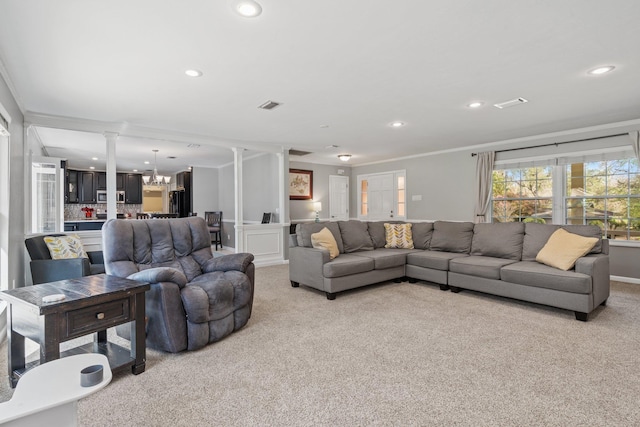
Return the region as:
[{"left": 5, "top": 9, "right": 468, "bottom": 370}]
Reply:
[
  {"left": 296, "top": 222, "right": 345, "bottom": 253},
  {"left": 430, "top": 221, "right": 474, "bottom": 253},
  {"left": 338, "top": 220, "right": 374, "bottom": 252},
  {"left": 470, "top": 222, "right": 525, "bottom": 260},
  {"left": 522, "top": 223, "right": 602, "bottom": 261},
  {"left": 411, "top": 222, "right": 434, "bottom": 250}
]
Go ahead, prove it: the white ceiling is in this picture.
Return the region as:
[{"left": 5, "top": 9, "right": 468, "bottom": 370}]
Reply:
[{"left": 1, "top": 0, "right": 640, "bottom": 168}]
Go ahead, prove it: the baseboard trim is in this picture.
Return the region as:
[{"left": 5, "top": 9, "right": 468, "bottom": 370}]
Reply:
[{"left": 611, "top": 275, "right": 640, "bottom": 284}]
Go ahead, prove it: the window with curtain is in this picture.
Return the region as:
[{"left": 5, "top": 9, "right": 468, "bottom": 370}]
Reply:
[{"left": 490, "top": 145, "right": 640, "bottom": 240}]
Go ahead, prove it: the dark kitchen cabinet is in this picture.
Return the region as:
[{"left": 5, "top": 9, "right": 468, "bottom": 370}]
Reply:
[
  {"left": 117, "top": 173, "right": 125, "bottom": 191},
  {"left": 96, "top": 172, "right": 107, "bottom": 190},
  {"left": 66, "top": 169, "right": 79, "bottom": 203},
  {"left": 79, "top": 171, "right": 96, "bottom": 203},
  {"left": 125, "top": 174, "right": 143, "bottom": 204},
  {"left": 97, "top": 172, "right": 125, "bottom": 191}
]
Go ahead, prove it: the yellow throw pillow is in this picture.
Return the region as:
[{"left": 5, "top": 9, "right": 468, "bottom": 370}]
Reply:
[
  {"left": 44, "top": 234, "right": 88, "bottom": 260},
  {"left": 384, "top": 223, "right": 414, "bottom": 249},
  {"left": 536, "top": 228, "right": 599, "bottom": 271},
  {"left": 311, "top": 227, "right": 340, "bottom": 259}
]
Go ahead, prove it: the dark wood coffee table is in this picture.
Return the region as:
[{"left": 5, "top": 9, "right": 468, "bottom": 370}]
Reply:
[{"left": 1, "top": 274, "right": 149, "bottom": 388}]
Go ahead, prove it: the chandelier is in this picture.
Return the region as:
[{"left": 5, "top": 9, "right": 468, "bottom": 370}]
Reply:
[{"left": 142, "top": 149, "right": 171, "bottom": 186}]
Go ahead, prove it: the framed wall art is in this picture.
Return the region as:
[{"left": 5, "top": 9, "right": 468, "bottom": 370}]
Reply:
[{"left": 289, "top": 169, "right": 313, "bottom": 200}]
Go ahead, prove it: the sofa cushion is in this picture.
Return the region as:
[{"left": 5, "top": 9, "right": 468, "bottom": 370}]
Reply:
[
  {"left": 500, "top": 261, "right": 592, "bottom": 294},
  {"left": 338, "top": 220, "right": 374, "bottom": 253},
  {"left": 522, "top": 223, "right": 602, "bottom": 261},
  {"left": 311, "top": 227, "right": 339, "bottom": 259},
  {"left": 367, "top": 221, "right": 403, "bottom": 248},
  {"left": 411, "top": 222, "right": 434, "bottom": 250},
  {"left": 430, "top": 221, "right": 475, "bottom": 253},
  {"left": 449, "top": 256, "right": 518, "bottom": 280},
  {"left": 536, "top": 228, "right": 598, "bottom": 271},
  {"left": 470, "top": 222, "right": 524, "bottom": 260},
  {"left": 322, "top": 254, "right": 375, "bottom": 278},
  {"left": 406, "top": 251, "right": 469, "bottom": 271},
  {"left": 384, "top": 223, "right": 414, "bottom": 249},
  {"left": 350, "top": 249, "right": 413, "bottom": 270},
  {"left": 296, "top": 222, "right": 345, "bottom": 253}
]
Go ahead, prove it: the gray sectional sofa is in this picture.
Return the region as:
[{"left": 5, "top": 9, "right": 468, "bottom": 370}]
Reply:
[{"left": 289, "top": 220, "right": 610, "bottom": 321}]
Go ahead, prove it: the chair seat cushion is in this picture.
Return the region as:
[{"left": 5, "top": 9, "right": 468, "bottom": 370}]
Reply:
[
  {"left": 449, "top": 256, "right": 518, "bottom": 280},
  {"left": 500, "top": 261, "right": 592, "bottom": 294},
  {"left": 323, "top": 254, "right": 374, "bottom": 278},
  {"left": 406, "top": 251, "right": 469, "bottom": 271}
]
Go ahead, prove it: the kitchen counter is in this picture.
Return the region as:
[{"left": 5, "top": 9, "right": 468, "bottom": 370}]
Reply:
[{"left": 64, "top": 220, "right": 105, "bottom": 231}]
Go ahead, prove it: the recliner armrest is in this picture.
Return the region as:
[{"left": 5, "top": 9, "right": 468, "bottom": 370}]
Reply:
[
  {"left": 127, "top": 267, "right": 188, "bottom": 288},
  {"left": 202, "top": 253, "right": 255, "bottom": 274},
  {"left": 30, "top": 258, "right": 90, "bottom": 285}
]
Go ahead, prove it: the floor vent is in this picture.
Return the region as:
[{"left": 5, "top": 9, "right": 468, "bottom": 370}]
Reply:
[{"left": 494, "top": 97, "right": 528, "bottom": 109}]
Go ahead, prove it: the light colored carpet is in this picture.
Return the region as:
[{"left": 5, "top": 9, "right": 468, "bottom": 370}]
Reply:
[{"left": 2, "top": 265, "right": 640, "bottom": 426}]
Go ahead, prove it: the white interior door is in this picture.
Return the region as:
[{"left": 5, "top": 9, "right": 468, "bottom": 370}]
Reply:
[
  {"left": 329, "top": 175, "right": 349, "bottom": 220},
  {"left": 367, "top": 173, "right": 395, "bottom": 220}
]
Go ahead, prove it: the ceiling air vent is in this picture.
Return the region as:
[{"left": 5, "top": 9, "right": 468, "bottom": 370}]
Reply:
[
  {"left": 493, "top": 97, "right": 529, "bottom": 109},
  {"left": 258, "top": 100, "right": 281, "bottom": 110},
  {"left": 289, "top": 149, "right": 312, "bottom": 157}
]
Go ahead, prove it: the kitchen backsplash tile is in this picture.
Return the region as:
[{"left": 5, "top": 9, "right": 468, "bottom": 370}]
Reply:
[{"left": 65, "top": 203, "right": 142, "bottom": 220}]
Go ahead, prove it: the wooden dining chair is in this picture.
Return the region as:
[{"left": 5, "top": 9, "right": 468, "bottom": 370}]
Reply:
[{"left": 205, "top": 211, "right": 223, "bottom": 250}]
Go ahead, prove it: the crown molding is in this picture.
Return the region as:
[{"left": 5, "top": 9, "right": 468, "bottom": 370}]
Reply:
[{"left": 355, "top": 118, "right": 640, "bottom": 168}]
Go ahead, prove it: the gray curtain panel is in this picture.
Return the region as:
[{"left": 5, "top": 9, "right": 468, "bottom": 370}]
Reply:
[
  {"left": 630, "top": 131, "right": 640, "bottom": 160},
  {"left": 473, "top": 151, "right": 495, "bottom": 223}
]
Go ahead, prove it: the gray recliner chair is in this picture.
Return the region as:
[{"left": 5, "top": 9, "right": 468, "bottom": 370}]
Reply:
[{"left": 102, "top": 217, "right": 255, "bottom": 353}]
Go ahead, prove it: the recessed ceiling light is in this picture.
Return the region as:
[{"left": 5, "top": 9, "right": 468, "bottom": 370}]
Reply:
[
  {"left": 89, "top": 166, "right": 95, "bottom": 170},
  {"left": 144, "top": 161, "right": 150, "bottom": 165},
  {"left": 91, "top": 157, "right": 98, "bottom": 161},
  {"left": 235, "top": 1, "right": 262, "bottom": 17},
  {"left": 467, "top": 101, "right": 484, "bottom": 109},
  {"left": 185, "top": 69, "right": 203, "bottom": 77},
  {"left": 390, "top": 121, "right": 405, "bottom": 128},
  {"left": 588, "top": 66, "right": 615, "bottom": 75},
  {"left": 133, "top": 169, "right": 138, "bottom": 172}
]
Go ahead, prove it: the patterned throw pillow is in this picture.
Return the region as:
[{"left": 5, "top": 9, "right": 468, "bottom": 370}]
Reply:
[
  {"left": 44, "top": 234, "right": 89, "bottom": 260},
  {"left": 384, "top": 223, "right": 414, "bottom": 249}
]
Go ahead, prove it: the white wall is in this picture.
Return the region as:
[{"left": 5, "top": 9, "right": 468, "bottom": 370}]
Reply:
[
  {"left": 192, "top": 166, "right": 219, "bottom": 219},
  {"left": 0, "top": 72, "right": 25, "bottom": 290},
  {"left": 242, "top": 153, "right": 279, "bottom": 222}
]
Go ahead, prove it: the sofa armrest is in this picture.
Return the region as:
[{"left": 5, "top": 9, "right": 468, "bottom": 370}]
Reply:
[
  {"left": 202, "top": 253, "right": 255, "bottom": 274},
  {"left": 87, "top": 250, "right": 104, "bottom": 265},
  {"left": 575, "top": 254, "right": 610, "bottom": 307},
  {"left": 289, "top": 246, "right": 330, "bottom": 289},
  {"left": 127, "top": 267, "right": 188, "bottom": 288},
  {"left": 289, "top": 234, "right": 298, "bottom": 248},
  {"left": 30, "top": 258, "right": 90, "bottom": 285}
]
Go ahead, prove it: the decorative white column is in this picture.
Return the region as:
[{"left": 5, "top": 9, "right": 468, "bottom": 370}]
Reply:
[
  {"left": 104, "top": 132, "right": 118, "bottom": 220},
  {"left": 277, "top": 147, "right": 290, "bottom": 225},
  {"left": 232, "top": 147, "right": 244, "bottom": 252}
]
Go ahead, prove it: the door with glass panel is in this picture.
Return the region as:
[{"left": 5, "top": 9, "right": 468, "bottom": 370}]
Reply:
[{"left": 31, "top": 157, "right": 64, "bottom": 233}]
